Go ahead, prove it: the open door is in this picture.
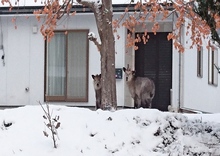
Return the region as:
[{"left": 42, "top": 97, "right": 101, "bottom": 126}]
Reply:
[{"left": 135, "top": 32, "right": 172, "bottom": 111}]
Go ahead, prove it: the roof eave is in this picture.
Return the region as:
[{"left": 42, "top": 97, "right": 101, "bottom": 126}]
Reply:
[{"left": 0, "top": 4, "right": 173, "bottom": 15}]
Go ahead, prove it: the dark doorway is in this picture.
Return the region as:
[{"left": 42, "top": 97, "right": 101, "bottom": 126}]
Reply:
[{"left": 135, "top": 32, "right": 172, "bottom": 111}]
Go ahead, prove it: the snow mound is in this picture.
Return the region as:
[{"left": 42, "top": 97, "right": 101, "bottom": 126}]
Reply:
[{"left": 0, "top": 105, "right": 220, "bottom": 156}]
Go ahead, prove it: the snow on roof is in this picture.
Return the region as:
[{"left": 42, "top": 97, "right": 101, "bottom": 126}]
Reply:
[
  {"left": 0, "top": 0, "right": 175, "bottom": 15},
  {"left": 0, "top": 0, "right": 172, "bottom": 7},
  {"left": 0, "top": 0, "right": 138, "bottom": 7}
]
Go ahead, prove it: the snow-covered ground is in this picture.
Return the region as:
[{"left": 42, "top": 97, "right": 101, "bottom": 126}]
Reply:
[{"left": 0, "top": 105, "right": 220, "bottom": 156}]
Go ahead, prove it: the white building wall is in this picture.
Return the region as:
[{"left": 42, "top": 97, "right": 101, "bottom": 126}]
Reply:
[
  {"left": 3, "top": 12, "right": 220, "bottom": 112},
  {"left": 171, "top": 44, "right": 181, "bottom": 110},
  {"left": 0, "top": 13, "right": 126, "bottom": 107},
  {"left": 6, "top": 17, "right": 30, "bottom": 105},
  {"left": 181, "top": 25, "right": 220, "bottom": 113},
  {"left": 29, "top": 22, "right": 45, "bottom": 105},
  {"left": 0, "top": 16, "right": 45, "bottom": 106}
]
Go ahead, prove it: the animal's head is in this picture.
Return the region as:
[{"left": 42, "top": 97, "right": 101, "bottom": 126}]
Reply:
[
  {"left": 123, "top": 67, "right": 135, "bottom": 81},
  {"left": 92, "top": 74, "right": 101, "bottom": 90}
]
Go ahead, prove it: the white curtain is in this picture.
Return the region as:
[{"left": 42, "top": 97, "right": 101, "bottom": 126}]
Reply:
[
  {"left": 47, "top": 33, "right": 66, "bottom": 96},
  {"left": 67, "top": 31, "right": 87, "bottom": 99}
]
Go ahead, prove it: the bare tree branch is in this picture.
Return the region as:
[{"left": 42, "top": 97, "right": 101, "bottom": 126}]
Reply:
[
  {"left": 88, "top": 32, "right": 101, "bottom": 52},
  {"left": 76, "top": 0, "right": 97, "bottom": 12}
]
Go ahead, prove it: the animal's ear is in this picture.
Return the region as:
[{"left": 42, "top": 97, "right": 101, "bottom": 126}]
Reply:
[
  {"left": 123, "top": 67, "right": 126, "bottom": 72},
  {"left": 99, "top": 74, "right": 101, "bottom": 77},
  {"left": 92, "top": 75, "right": 95, "bottom": 79}
]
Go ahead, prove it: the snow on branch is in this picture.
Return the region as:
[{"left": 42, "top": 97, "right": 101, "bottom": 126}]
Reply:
[
  {"left": 88, "top": 32, "right": 101, "bottom": 52},
  {"left": 78, "top": 0, "right": 101, "bottom": 4},
  {"left": 76, "top": 0, "right": 102, "bottom": 8}
]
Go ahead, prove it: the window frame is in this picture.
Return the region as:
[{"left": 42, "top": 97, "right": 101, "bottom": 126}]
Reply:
[
  {"left": 208, "top": 46, "right": 218, "bottom": 86},
  {"left": 44, "top": 29, "right": 89, "bottom": 102},
  {"left": 197, "top": 46, "right": 203, "bottom": 78}
]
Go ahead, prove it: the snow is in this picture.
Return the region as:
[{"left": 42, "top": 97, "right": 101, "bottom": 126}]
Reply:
[
  {"left": 1, "top": 105, "right": 220, "bottom": 156},
  {"left": 88, "top": 32, "right": 96, "bottom": 39},
  {"left": 0, "top": 0, "right": 191, "bottom": 8},
  {"left": 0, "top": 0, "right": 167, "bottom": 7},
  {"left": 0, "top": 0, "right": 133, "bottom": 7}
]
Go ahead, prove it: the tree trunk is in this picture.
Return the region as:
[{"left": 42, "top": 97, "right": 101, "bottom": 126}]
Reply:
[
  {"left": 98, "top": 0, "right": 117, "bottom": 110},
  {"left": 76, "top": 0, "right": 117, "bottom": 110}
]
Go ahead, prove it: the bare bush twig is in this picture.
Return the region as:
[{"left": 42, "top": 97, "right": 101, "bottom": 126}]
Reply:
[{"left": 38, "top": 101, "right": 60, "bottom": 148}]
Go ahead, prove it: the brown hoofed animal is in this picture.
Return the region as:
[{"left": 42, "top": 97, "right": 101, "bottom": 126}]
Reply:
[
  {"left": 92, "top": 74, "right": 102, "bottom": 109},
  {"left": 123, "top": 67, "right": 155, "bottom": 108}
]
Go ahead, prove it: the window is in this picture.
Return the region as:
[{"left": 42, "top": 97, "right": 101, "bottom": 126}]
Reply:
[
  {"left": 208, "top": 46, "right": 218, "bottom": 86},
  {"left": 197, "top": 46, "right": 203, "bottom": 77},
  {"left": 45, "top": 30, "right": 89, "bottom": 102}
]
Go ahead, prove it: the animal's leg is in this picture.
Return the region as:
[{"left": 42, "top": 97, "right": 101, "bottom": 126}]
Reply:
[
  {"left": 135, "top": 96, "right": 142, "bottom": 108},
  {"left": 140, "top": 93, "right": 148, "bottom": 108},
  {"left": 95, "top": 90, "right": 101, "bottom": 110},
  {"left": 141, "top": 93, "right": 152, "bottom": 108},
  {"left": 145, "top": 98, "right": 152, "bottom": 108},
  {"left": 134, "top": 96, "right": 138, "bottom": 108},
  {"left": 141, "top": 101, "right": 147, "bottom": 108},
  {"left": 96, "top": 100, "right": 101, "bottom": 109},
  {"left": 95, "top": 94, "right": 101, "bottom": 109}
]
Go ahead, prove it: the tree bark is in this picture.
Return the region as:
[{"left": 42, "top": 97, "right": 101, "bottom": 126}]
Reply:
[
  {"left": 77, "top": 0, "right": 117, "bottom": 110},
  {"left": 100, "top": 39, "right": 117, "bottom": 110},
  {"left": 97, "top": 0, "right": 117, "bottom": 110}
]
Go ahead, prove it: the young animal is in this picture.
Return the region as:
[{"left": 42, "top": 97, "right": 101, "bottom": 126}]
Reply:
[
  {"left": 92, "top": 74, "right": 102, "bottom": 109},
  {"left": 123, "top": 67, "right": 155, "bottom": 108}
]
